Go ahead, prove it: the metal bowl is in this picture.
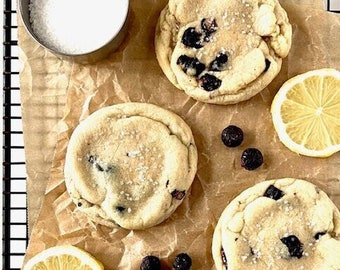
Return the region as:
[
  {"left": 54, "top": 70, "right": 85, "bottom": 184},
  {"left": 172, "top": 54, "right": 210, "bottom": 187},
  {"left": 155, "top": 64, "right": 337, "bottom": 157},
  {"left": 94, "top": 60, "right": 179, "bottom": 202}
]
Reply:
[{"left": 18, "top": 0, "right": 129, "bottom": 64}]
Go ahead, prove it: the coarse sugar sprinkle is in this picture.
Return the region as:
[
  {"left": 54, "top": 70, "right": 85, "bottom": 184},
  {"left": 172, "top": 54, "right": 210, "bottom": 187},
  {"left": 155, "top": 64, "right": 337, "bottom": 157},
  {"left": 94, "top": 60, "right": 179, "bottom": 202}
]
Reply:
[{"left": 29, "top": 0, "right": 128, "bottom": 54}]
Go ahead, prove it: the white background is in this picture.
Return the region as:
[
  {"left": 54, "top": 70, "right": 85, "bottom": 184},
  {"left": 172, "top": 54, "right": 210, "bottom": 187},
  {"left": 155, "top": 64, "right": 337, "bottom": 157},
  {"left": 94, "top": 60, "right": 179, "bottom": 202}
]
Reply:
[{"left": 1, "top": 0, "right": 339, "bottom": 269}]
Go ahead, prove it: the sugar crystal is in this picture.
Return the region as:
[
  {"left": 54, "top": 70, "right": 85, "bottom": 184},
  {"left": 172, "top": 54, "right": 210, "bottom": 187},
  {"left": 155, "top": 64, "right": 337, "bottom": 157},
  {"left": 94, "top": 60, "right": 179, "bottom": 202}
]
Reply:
[{"left": 29, "top": 0, "right": 128, "bottom": 54}]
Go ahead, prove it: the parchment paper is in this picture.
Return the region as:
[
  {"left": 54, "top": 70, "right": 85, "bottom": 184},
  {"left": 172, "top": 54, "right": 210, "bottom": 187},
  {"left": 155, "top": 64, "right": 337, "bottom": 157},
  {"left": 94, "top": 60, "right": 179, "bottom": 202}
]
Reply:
[
  {"left": 18, "top": 16, "right": 73, "bottom": 231},
  {"left": 19, "top": 0, "right": 340, "bottom": 269}
]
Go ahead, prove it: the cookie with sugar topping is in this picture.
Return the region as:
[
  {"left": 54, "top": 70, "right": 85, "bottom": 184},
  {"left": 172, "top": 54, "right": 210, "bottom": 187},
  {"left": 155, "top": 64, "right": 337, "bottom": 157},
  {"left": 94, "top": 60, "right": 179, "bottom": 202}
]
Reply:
[
  {"left": 64, "top": 103, "right": 198, "bottom": 230},
  {"left": 155, "top": 0, "right": 292, "bottom": 104},
  {"left": 212, "top": 178, "right": 340, "bottom": 270}
]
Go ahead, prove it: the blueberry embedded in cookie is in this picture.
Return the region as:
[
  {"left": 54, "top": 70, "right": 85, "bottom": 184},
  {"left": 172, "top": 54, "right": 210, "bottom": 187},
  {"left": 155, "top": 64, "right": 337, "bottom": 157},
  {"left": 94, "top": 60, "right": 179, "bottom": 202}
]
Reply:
[
  {"left": 263, "top": 184, "right": 284, "bottom": 200},
  {"left": 212, "top": 178, "right": 340, "bottom": 270},
  {"left": 177, "top": 55, "right": 206, "bottom": 77},
  {"left": 209, "top": 52, "right": 229, "bottom": 72},
  {"left": 181, "top": 27, "right": 204, "bottom": 49},
  {"left": 198, "top": 73, "right": 222, "bottom": 91},
  {"left": 64, "top": 103, "right": 198, "bottom": 230},
  {"left": 280, "top": 235, "right": 304, "bottom": 259},
  {"left": 155, "top": 0, "right": 292, "bottom": 104}
]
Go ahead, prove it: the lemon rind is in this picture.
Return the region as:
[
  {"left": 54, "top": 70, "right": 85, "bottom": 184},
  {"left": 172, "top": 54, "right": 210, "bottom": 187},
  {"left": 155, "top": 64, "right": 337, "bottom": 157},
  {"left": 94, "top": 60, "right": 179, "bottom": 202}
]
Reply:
[{"left": 271, "top": 68, "right": 340, "bottom": 158}]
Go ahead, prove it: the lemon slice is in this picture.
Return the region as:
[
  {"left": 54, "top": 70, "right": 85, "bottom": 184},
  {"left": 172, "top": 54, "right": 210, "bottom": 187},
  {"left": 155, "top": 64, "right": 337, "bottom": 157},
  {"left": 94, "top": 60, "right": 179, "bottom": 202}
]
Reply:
[
  {"left": 23, "top": 245, "right": 104, "bottom": 270},
  {"left": 271, "top": 68, "right": 340, "bottom": 157}
]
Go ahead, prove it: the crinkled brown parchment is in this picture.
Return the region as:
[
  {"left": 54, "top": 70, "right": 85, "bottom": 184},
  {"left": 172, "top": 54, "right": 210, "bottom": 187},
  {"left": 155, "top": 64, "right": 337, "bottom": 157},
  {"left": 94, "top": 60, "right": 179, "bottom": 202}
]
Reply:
[{"left": 19, "top": 0, "right": 340, "bottom": 269}]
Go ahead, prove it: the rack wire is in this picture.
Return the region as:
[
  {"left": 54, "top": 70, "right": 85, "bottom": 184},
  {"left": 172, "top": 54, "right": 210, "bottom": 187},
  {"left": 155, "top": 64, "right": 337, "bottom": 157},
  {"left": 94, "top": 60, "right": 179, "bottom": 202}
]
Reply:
[
  {"left": 3, "top": 0, "right": 29, "bottom": 269},
  {"left": 2, "top": 0, "right": 339, "bottom": 269}
]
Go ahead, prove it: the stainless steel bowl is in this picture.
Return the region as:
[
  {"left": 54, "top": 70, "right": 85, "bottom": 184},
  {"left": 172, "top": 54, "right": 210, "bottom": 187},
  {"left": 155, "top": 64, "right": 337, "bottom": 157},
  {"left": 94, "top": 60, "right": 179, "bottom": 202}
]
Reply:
[{"left": 18, "top": 0, "right": 129, "bottom": 64}]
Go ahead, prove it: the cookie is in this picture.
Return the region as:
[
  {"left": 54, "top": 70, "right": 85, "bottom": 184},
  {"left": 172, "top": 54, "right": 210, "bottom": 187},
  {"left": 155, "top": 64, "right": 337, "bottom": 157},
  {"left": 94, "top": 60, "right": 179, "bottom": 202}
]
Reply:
[
  {"left": 155, "top": 0, "right": 292, "bottom": 104},
  {"left": 64, "top": 103, "right": 198, "bottom": 230},
  {"left": 212, "top": 178, "right": 340, "bottom": 269}
]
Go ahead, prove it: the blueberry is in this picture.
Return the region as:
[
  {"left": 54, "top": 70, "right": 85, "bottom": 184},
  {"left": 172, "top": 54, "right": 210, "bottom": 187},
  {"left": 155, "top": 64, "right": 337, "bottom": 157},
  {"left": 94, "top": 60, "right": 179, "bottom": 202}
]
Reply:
[
  {"left": 263, "top": 185, "right": 284, "bottom": 200},
  {"left": 177, "top": 55, "right": 206, "bottom": 77},
  {"left": 264, "top": 59, "right": 271, "bottom": 72},
  {"left": 241, "top": 148, "right": 263, "bottom": 170},
  {"left": 314, "top": 232, "right": 326, "bottom": 240},
  {"left": 280, "top": 235, "right": 304, "bottom": 259},
  {"left": 198, "top": 74, "right": 222, "bottom": 91},
  {"left": 201, "top": 18, "right": 218, "bottom": 41},
  {"left": 116, "top": 206, "right": 126, "bottom": 213},
  {"left": 88, "top": 155, "right": 104, "bottom": 171},
  {"left": 221, "top": 248, "right": 228, "bottom": 269},
  {"left": 140, "top": 255, "right": 161, "bottom": 270},
  {"left": 88, "top": 154, "right": 114, "bottom": 173},
  {"left": 209, "top": 53, "right": 229, "bottom": 71},
  {"left": 173, "top": 253, "right": 192, "bottom": 270},
  {"left": 221, "top": 125, "right": 244, "bottom": 147},
  {"left": 95, "top": 163, "right": 104, "bottom": 172},
  {"left": 106, "top": 166, "right": 115, "bottom": 173},
  {"left": 88, "top": 155, "right": 96, "bottom": 164},
  {"left": 182, "top": 27, "right": 203, "bottom": 48},
  {"left": 171, "top": 189, "right": 186, "bottom": 200}
]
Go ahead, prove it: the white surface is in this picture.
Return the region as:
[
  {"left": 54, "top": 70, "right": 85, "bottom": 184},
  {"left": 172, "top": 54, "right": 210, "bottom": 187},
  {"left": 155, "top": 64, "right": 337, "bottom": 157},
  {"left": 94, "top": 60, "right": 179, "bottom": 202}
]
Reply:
[
  {"left": 326, "top": 0, "right": 340, "bottom": 10},
  {"left": 1, "top": 0, "right": 338, "bottom": 268}
]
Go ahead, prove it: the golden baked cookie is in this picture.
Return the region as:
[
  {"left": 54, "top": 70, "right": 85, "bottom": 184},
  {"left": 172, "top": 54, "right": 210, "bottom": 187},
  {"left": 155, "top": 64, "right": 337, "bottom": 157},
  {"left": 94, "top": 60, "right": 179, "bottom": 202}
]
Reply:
[
  {"left": 64, "top": 103, "right": 197, "bottom": 230},
  {"left": 155, "top": 0, "right": 292, "bottom": 104},
  {"left": 212, "top": 178, "right": 340, "bottom": 270}
]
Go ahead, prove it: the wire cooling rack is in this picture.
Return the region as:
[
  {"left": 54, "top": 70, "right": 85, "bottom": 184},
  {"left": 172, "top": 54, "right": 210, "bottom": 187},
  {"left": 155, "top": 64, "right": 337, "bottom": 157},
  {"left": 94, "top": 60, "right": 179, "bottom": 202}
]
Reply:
[
  {"left": 1, "top": 0, "right": 339, "bottom": 269},
  {"left": 3, "top": 0, "right": 29, "bottom": 269}
]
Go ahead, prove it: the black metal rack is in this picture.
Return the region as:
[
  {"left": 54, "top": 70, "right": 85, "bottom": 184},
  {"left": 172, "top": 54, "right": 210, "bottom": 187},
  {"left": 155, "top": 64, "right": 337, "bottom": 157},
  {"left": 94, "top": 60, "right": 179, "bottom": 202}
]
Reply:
[
  {"left": 327, "top": 0, "right": 340, "bottom": 13},
  {"left": 2, "top": 0, "right": 339, "bottom": 269},
  {"left": 3, "top": 0, "right": 29, "bottom": 269}
]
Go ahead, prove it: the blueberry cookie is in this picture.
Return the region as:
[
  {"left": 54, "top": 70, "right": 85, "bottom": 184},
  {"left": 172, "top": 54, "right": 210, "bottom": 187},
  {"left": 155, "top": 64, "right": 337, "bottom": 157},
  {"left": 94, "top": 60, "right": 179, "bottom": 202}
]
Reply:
[
  {"left": 212, "top": 178, "right": 340, "bottom": 269},
  {"left": 64, "top": 103, "right": 198, "bottom": 230},
  {"left": 155, "top": 0, "right": 292, "bottom": 104}
]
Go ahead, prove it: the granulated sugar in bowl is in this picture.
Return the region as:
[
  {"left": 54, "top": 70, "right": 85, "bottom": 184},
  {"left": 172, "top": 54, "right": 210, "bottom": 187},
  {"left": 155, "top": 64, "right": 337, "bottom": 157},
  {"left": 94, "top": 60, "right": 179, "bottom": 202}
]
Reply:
[{"left": 19, "top": 0, "right": 129, "bottom": 63}]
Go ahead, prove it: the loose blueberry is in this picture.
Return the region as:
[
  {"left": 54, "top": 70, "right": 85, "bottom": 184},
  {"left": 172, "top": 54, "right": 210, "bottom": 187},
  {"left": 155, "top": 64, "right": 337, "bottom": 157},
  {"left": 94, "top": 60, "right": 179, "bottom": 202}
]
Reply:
[
  {"left": 173, "top": 253, "right": 192, "bottom": 270},
  {"left": 198, "top": 74, "right": 222, "bottom": 91},
  {"left": 263, "top": 185, "right": 284, "bottom": 200},
  {"left": 209, "top": 53, "right": 229, "bottom": 71},
  {"left": 201, "top": 18, "right": 218, "bottom": 41},
  {"left": 264, "top": 59, "right": 271, "bottom": 72},
  {"left": 177, "top": 55, "right": 206, "bottom": 77},
  {"left": 182, "top": 27, "right": 203, "bottom": 48},
  {"left": 221, "top": 125, "right": 244, "bottom": 147},
  {"left": 241, "top": 148, "right": 263, "bottom": 170},
  {"left": 171, "top": 189, "right": 186, "bottom": 200},
  {"left": 140, "top": 256, "right": 161, "bottom": 270},
  {"left": 280, "top": 235, "right": 304, "bottom": 259}
]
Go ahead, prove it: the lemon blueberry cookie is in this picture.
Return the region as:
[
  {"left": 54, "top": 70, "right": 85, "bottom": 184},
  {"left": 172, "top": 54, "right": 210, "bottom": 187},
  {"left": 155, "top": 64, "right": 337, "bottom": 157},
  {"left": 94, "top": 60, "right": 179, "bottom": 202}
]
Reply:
[
  {"left": 212, "top": 178, "right": 340, "bottom": 269},
  {"left": 155, "top": 0, "right": 292, "bottom": 104},
  {"left": 64, "top": 103, "right": 198, "bottom": 230}
]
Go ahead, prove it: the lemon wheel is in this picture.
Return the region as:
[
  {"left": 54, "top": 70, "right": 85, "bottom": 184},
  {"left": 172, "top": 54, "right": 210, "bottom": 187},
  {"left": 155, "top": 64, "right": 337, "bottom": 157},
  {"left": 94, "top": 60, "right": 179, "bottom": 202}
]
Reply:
[
  {"left": 23, "top": 245, "right": 104, "bottom": 270},
  {"left": 271, "top": 68, "right": 340, "bottom": 157}
]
